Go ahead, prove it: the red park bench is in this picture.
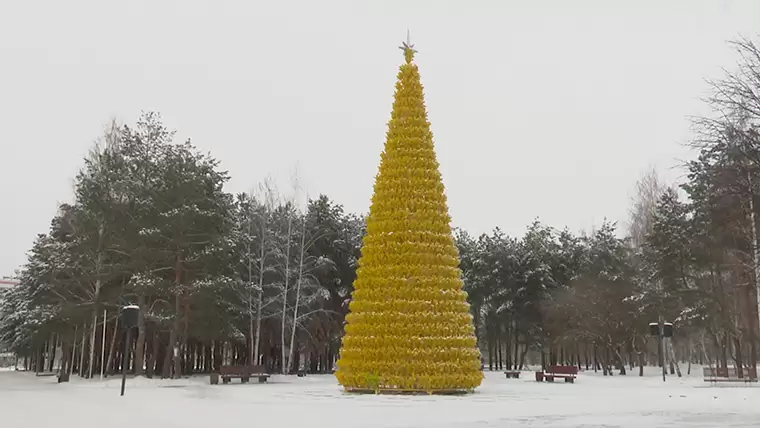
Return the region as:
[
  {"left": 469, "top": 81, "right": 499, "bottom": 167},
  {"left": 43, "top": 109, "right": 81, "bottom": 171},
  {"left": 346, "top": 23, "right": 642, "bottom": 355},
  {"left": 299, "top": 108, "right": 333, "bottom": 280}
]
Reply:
[
  {"left": 535, "top": 365, "right": 578, "bottom": 383},
  {"left": 210, "top": 364, "right": 270, "bottom": 385}
]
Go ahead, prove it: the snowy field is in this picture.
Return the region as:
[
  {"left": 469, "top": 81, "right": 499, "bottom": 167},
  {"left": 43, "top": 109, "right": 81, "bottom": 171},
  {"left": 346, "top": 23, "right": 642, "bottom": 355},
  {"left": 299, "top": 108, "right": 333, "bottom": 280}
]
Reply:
[{"left": 2, "top": 367, "right": 760, "bottom": 427}]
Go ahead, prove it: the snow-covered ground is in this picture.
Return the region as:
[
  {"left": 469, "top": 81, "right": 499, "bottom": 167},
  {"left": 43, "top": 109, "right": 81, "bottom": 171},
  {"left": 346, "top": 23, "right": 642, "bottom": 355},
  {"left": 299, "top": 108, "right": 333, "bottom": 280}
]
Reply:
[{"left": 1, "top": 367, "right": 759, "bottom": 427}]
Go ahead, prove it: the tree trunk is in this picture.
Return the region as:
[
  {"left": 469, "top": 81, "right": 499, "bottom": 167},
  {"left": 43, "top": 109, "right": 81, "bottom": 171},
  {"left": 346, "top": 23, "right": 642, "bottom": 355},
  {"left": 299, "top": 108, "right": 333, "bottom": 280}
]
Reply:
[
  {"left": 613, "top": 347, "right": 626, "bottom": 375},
  {"left": 687, "top": 337, "right": 693, "bottom": 375},
  {"left": 213, "top": 341, "right": 222, "bottom": 372},
  {"left": 47, "top": 334, "right": 56, "bottom": 372},
  {"left": 747, "top": 186, "right": 760, "bottom": 365},
  {"left": 513, "top": 325, "right": 519, "bottom": 370},
  {"left": 106, "top": 316, "right": 119, "bottom": 375},
  {"left": 163, "top": 293, "right": 182, "bottom": 378},
  {"left": 287, "top": 215, "right": 308, "bottom": 373},
  {"left": 668, "top": 340, "right": 682, "bottom": 377},
  {"left": 584, "top": 344, "right": 590, "bottom": 370},
  {"left": 78, "top": 323, "right": 87, "bottom": 376},
  {"left": 69, "top": 326, "right": 77, "bottom": 376},
  {"left": 179, "top": 298, "right": 190, "bottom": 376},
  {"left": 280, "top": 214, "right": 293, "bottom": 374},
  {"left": 473, "top": 303, "right": 481, "bottom": 351},
  {"left": 134, "top": 296, "right": 146, "bottom": 376},
  {"left": 247, "top": 211, "right": 256, "bottom": 366},
  {"left": 87, "top": 228, "right": 105, "bottom": 379},
  {"left": 100, "top": 309, "right": 107, "bottom": 378},
  {"left": 519, "top": 345, "right": 529, "bottom": 370},
  {"left": 540, "top": 346, "right": 546, "bottom": 371},
  {"left": 721, "top": 333, "right": 729, "bottom": 369},
  {"left": 254, "top": 240, "right": 266, "bottom": 366},
  {"left": 495, "top": 328, "right": 501, "bottom": 370},
  {"left": 486, "top": 326, "right": 496, "bottom": 371},
  {"left": 164, "top": 252, "right": 183, "bottom": 379},
  {"left": 505, "top": 326, "right": 512, "bottom": 370},
  {"left": 146, "top": 329, "right": 158, "bottom": 378},
  {"left": 60, "top": 341, "right": 70, "bottom": 376},
  {"left": 87, "top": 304, "right": 99, "bottom": 378}
]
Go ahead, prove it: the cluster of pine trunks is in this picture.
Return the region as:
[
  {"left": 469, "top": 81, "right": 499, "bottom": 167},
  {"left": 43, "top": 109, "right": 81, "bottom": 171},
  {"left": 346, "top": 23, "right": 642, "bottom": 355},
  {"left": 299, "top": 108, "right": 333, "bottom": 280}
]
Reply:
[
  {"left": 484, "top": 338, "right": 638, "bottom": 375},
  {"left": 22, "top": 322, "right": 339, "bottom": 377},
  {"left": 482, "top": 337, "right": 759, "bottom": 378}
]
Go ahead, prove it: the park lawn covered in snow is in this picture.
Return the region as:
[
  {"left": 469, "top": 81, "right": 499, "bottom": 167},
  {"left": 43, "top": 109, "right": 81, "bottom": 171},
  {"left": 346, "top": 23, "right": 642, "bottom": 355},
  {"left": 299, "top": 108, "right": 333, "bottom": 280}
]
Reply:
[{"left": 1, "top": 366, "right": 759, "bottom": 427}]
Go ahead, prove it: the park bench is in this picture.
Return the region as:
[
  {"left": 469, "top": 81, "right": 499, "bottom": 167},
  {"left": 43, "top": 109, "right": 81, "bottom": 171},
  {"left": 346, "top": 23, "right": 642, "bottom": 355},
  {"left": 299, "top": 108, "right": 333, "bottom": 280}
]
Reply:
[
  {"left": 535, "top": 365, "right": 578, "bottom": 383},
  {"left": 504, "top": 370, "right": 521, "bottom": 379},
  {"left": 703, "top": 366, "right": 758, "bottom": 384},
  {"left": 210, "top": 364, "right": 270, "bottom": 385}
]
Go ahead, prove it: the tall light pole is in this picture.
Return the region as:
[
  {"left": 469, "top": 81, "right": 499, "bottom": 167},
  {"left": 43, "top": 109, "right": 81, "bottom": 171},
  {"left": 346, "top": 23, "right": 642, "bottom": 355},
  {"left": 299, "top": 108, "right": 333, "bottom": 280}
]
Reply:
[
  {"left": 649, "top": 321, "right": 673, "bottom": 382},
  {"left": 120, "top": 305, "right": 139, "bottom": 396},
  {"left": 650, "top": 321, "right": 666, "bottom": 382}
]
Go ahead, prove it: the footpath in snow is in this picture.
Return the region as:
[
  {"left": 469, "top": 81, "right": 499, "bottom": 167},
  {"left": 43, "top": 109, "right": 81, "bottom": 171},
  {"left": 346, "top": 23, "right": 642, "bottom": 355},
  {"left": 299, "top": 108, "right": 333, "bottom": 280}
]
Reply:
[{"left": 1, "top": 366, "right": 759, "bottom": 427}]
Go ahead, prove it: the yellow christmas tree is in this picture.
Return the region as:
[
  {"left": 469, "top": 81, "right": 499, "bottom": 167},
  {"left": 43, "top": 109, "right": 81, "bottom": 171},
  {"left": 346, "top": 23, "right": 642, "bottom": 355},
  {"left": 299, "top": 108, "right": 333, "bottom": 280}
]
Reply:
[{"left": 335, "top": 39, "right": 483, "bottom": 393}]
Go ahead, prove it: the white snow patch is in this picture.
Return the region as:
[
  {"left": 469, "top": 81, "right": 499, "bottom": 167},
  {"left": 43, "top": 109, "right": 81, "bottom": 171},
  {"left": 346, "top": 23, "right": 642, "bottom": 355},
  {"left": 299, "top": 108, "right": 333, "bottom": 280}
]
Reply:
[{"left": 1, "top": 367, "right": 759, "bottom": 427}]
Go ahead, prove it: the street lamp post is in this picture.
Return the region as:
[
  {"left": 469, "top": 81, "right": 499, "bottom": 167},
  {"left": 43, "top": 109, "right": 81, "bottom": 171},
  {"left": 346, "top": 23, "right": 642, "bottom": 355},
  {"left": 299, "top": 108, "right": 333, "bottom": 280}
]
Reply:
[
  {"left": 649, "top": 321, "right": 673, "bottom": 382},
  {"left": 120, "top": 305, "right": 139, "bottom": 396}
]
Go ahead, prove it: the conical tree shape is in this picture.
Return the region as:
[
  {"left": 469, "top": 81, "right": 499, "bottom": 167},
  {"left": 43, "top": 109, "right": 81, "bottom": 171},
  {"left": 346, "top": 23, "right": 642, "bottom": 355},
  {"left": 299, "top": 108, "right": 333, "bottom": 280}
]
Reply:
[{"left": 335, "top": 41, "right": 482, "bottom": 393}]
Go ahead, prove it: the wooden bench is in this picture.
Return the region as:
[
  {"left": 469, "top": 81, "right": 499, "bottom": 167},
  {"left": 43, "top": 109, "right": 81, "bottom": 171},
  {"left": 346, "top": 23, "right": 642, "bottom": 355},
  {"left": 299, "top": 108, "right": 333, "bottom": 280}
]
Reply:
[
  {"left": 210, "top": 365, "right": 270, "bottom": 385},
  {"left": 536, "top": 365, "right": 578, "bottom": 383},
  {"left": 504, "top": 370, "right": 521, "bottom": 379},
  {"left": 703, "top": 366, "right": 758, "bottom": 384}
]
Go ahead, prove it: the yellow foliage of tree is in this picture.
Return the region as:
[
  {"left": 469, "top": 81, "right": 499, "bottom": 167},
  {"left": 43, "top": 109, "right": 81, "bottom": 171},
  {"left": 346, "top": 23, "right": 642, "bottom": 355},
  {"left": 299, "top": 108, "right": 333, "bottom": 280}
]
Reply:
[{"left": 335, "top": 40, "right": 483, "bottom": 393}]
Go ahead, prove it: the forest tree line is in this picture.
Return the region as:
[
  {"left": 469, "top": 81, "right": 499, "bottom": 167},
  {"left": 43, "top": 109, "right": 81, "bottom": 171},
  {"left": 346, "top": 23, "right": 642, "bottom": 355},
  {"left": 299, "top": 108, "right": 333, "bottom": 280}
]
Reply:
[{"left": 3, "top": 38, "right": 760, "bottom": 379}]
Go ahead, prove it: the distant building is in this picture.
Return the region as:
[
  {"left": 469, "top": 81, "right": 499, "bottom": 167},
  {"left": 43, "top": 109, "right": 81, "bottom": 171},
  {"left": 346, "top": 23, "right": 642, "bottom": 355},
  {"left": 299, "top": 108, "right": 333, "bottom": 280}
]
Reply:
[{"left": 0, "top": 278, "right": 18, "bottom": 292}]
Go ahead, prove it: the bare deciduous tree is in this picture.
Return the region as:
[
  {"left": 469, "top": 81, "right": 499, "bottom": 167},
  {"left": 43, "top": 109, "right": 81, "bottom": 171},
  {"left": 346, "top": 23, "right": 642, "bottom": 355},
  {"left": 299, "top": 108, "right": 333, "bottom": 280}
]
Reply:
[{"left": 628, "top": 166, "right": 669, "bottom": 249}]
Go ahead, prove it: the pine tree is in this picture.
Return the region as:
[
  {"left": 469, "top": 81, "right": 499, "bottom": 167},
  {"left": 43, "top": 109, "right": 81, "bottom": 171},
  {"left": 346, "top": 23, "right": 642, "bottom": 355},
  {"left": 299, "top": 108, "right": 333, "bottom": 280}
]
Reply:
[{"left": 335, "top": 39, "right": 482, "bottom": 393}]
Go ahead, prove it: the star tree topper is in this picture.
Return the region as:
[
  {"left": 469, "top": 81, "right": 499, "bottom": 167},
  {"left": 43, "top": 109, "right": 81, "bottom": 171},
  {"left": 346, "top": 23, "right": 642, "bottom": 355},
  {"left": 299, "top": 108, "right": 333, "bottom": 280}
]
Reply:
[{"left": 400, "top": 29, "right": 417, "bottom": 64}]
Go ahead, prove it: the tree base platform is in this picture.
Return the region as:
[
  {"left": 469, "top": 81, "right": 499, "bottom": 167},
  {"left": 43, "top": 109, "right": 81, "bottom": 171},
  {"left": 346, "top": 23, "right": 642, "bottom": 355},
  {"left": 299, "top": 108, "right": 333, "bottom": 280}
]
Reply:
[{"left": 343, "top": 387, "right": 474, "bottom": 395}]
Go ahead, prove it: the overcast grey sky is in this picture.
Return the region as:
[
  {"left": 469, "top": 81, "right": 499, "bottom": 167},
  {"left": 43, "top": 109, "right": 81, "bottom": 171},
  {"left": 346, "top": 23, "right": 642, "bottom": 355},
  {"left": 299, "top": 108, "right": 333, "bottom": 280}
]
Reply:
[{"left": 1, "top": 0, "right": 759, "bottom": 276}]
